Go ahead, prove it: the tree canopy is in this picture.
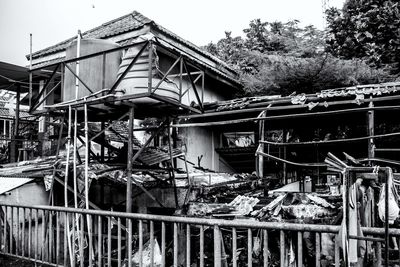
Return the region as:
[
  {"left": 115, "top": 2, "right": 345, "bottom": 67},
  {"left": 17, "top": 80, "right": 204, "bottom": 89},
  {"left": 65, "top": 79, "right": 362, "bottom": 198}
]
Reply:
[
  {"left": 205, "top": 9, "right": 395, "bottom": 97},
  {"left": 326, "top": 0, "right": 400, "bottom": 73}
]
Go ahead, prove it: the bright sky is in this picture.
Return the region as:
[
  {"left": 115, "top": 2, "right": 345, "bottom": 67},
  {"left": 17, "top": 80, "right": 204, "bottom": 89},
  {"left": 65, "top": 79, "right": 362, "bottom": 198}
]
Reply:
[{"left": 0, "top": 0, "right": 345, "bottom": 66}]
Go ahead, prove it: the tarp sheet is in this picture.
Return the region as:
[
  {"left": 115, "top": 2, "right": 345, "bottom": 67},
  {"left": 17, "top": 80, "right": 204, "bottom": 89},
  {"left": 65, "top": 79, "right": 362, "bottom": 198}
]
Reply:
[{"left": 0, "top": 177, "right": 33, "bottom": 194}]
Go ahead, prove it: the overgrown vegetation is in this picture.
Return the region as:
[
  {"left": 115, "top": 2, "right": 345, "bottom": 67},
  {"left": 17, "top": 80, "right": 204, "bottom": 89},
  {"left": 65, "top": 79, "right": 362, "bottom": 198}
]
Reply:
[
  {"left": 326, "top": 0, "right": 400, "bottom": 73},
  {"left": 205, "top": 2, "right": 398, "bottom": 97}
]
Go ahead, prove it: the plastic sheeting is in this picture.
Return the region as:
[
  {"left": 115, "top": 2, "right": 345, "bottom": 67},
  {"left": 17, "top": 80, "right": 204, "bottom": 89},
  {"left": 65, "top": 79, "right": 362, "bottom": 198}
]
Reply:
[{"left": 0, "top": 177, "right": 33, "bottom": 194}]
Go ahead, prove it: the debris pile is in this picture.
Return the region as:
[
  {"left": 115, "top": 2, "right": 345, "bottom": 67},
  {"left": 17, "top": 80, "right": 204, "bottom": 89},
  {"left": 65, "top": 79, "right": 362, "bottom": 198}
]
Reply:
[{"left": 252, "top": 193, "right": 338, "bottom": 222}]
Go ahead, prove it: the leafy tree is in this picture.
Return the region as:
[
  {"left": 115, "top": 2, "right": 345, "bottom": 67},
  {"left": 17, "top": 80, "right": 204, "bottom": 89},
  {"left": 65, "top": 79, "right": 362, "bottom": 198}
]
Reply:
[
  {"left": 242, "top": 19, "right": 325, "bottom": 57},
  {"left": 240, "top": 54, "right": 391, "bottom": 96},
  {"left": 205, "top": 31, "right": 246, "bottom": 69},
  {"left": 326, "top": 0, "right": 400, "bottom": 73},
  {"left": 205, "top": 17, "right": 393, "bottom": 97}
]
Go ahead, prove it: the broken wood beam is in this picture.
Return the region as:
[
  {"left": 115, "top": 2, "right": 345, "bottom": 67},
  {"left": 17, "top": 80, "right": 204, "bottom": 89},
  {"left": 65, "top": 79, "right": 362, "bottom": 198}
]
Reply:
[{"left": 256, "top": 150, "right": 327, "bottom": 167}]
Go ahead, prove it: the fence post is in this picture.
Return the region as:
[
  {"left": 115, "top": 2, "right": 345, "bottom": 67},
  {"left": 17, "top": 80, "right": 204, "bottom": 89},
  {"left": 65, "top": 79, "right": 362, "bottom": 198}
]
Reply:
[
  {"left": 280, "top": 230, "right": 285, "bottom": 267},
  {"left": 214, "top": 225, "right": 221, "bottom": 267}
]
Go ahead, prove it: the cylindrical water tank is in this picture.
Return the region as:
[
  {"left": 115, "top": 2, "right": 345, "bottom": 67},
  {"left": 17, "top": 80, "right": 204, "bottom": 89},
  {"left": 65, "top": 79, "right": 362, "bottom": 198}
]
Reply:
[
  {"left": 63, "top": 39, "right": 121, "bottom": 102},
  {"left": 115, "top": 45, "right": 180, "bottom": 104}
]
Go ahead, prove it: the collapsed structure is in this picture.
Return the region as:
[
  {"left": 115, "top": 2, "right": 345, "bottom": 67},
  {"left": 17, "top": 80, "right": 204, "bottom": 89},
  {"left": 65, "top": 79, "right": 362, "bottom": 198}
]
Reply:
[{"left": 0, "top": 10, "right": 399, "bottom": 267}]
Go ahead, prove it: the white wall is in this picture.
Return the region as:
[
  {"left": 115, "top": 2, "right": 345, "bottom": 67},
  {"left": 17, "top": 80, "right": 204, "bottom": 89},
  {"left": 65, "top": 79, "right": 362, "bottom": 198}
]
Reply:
[{"left": 177, "top": 127, "right": 221, "bottom": 172}]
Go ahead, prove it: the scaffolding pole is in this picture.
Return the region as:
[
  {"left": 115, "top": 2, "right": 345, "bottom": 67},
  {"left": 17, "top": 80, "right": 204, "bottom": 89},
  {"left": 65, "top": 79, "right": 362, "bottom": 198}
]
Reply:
[
  {"left": 64, "top": 105, "right": 74, "bottom": 265},
  {"left": 73, "top": 30, "right": 82, "bottom": 265}
]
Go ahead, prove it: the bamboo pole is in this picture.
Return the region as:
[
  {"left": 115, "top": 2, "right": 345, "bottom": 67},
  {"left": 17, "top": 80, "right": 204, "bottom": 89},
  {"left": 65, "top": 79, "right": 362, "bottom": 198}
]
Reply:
[
  {"left": 29, "top": 33, "right": 32, "bottom": 109},
  {"left": 84, "top": 100, "right": 89, "bottom": 210},
  {"left": 256, "top": 150, "right": 327, "bottom": 167},
  {"left": 73, "top": 30, "right": 82, "bottom": 263},
  {"left": 84, "top": 99, "right": 93, "bottom": 266},
  {"left": 64, "top": 106, "right": 74, "bottom": 265},
  {"left": 65, "top": 107, "right": 72, "bottom": 208},
  {"left": 257, "top": 111, "right": 265, "bottom": 178},
  {"left": 73, "top": 30, "right": 81, "bottom": 210},
  {"left": 47, "top": 115, "right": 65, "bottom": 206}
]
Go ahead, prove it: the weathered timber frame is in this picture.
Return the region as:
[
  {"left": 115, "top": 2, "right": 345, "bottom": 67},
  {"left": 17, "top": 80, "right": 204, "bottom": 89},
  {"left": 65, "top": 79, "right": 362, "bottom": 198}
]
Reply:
[
  {"left": 28, "top": 33, "right": 200, "bottom": 240},
  {"left": 30, "top": 39, "right": 206, "bottom": 114}
]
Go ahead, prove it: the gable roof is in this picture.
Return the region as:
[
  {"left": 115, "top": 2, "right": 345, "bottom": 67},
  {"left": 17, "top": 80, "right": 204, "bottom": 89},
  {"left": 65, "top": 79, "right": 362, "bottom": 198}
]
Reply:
[
  {"left": 30, "top": 12, "right": 151, "bottom": 59},
  {"left": 28, "top": 11, "right": 239, "bottom": 85}
]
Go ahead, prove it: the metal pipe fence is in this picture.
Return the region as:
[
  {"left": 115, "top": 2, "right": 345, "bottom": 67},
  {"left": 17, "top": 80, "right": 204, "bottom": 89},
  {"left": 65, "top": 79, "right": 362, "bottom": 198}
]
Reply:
[{"left": 0, "top": 203, "right": 399, "bottom": 266}]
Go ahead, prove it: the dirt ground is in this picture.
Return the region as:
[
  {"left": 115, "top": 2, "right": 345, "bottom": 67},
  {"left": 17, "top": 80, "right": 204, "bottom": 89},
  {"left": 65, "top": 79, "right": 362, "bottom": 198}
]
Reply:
[{"left": 0, "top": 255, "right": 35, "bottom": 266}]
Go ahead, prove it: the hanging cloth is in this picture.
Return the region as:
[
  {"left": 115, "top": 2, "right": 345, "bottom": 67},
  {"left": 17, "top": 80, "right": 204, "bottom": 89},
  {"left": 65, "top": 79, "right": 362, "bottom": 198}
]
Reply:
[
  {"left": 338, "top": 184, "right": 366, "bottom": 264},
  {"left": 377, "top": 168, "right": 400, "bottom": 224}
]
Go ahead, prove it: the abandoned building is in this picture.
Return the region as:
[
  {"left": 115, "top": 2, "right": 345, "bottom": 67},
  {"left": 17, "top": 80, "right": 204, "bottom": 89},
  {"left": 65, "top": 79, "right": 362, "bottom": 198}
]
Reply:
[{"left": 0, "top": 10, "right": 399, "bottom": 267}]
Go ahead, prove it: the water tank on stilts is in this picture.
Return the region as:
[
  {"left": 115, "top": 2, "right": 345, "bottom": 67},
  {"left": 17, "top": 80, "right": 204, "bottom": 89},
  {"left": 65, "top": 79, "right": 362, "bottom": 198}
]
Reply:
[
  {"left": 115, "top": 44, "right": 180, "bottom": 104},
  {"left": 63, "top": 38, "right": 121, "bottom": 102}
]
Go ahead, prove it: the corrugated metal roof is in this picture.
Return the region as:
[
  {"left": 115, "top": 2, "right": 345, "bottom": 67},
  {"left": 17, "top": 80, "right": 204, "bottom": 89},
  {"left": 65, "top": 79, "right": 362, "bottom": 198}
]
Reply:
[
  {"left": 205, "top": 82, "right": 400, "bottom": 112},
  {"left": 316, "top": 82, "right": 400, "bottom": 98}
]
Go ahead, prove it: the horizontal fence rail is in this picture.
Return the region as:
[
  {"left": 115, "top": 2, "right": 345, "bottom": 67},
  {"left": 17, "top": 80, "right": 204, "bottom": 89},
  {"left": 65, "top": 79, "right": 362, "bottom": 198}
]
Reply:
[{"left": 0, "top": 203, "right": 399, "bottom": 266}]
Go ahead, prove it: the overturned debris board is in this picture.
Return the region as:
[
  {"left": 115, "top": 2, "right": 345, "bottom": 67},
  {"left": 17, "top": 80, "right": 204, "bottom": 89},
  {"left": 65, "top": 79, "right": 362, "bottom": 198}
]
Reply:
[{"left": 137, "top": 147, "right": 183, "bottom": 166}]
